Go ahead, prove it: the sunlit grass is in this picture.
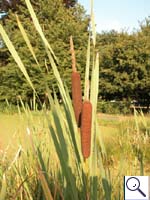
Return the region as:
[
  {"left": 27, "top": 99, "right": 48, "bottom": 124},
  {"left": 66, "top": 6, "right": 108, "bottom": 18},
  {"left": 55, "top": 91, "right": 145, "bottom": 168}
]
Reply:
[{"left": 0, "top": 110, "right": 150, "bottom": 199}]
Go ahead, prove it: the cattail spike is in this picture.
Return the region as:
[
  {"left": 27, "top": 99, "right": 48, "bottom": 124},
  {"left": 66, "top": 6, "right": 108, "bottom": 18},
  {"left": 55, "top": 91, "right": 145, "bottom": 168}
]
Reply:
[
  {"left": 71, "top": 72, "right": 82, "bottom": 127},
  {"left": 81, "top": 100, "right": 92, "bottom": 159}
]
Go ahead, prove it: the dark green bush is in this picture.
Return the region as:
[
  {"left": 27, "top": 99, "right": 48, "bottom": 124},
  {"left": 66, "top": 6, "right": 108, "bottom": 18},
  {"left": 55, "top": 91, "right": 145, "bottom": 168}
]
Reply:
[{"left": 97, "top": 100, "right": 131, "bottom": 114}]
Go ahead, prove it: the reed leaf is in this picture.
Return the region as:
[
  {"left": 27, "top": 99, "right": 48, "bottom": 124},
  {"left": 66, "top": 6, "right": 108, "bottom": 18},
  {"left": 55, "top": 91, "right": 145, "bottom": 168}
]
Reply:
[
  {"left": 84, "top": 34, "right": 91, "bottom": 100},
  {"left": 90, "top": 0, "right": 96, "bottom": 47},
  {"left": 0, "top": 24, "right": 35, "bottom": 92},
  {"left": 90, "top": 52, "right": 99, "bottom": 158},
  {"left": 16, "top": 14, "right": 39, "bottom": 66},
  {"left": 88, "top": 53, "right": 99, "bottom": 199},
  {"left": 24, "top": 0, "right": 70, "bottom": 107},
  {"left": 47, "top": 120, "right": 79, "bottom": 200},
  {"left": 24, "top": 0, "right": 57, "bottom": 62},
  {"left": 99, "top": 155, "right": 112, "bottom": 200},
  {"left": 36, "top": 149, "right": 54, "bottom": 200}
]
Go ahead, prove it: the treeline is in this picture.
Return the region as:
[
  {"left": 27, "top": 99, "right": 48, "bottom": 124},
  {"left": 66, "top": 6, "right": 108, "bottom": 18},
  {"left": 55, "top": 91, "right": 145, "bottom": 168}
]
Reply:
[
  {"left": 97, "top": 25, "right": 150, "bottom": 109},
  {"left": 0, "top": 0, "right": 150, "bottom": 112}
]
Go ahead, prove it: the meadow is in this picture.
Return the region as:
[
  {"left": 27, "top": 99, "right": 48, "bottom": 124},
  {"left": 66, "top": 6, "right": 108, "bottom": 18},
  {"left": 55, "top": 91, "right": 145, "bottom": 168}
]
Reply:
[
  {"left": 1, "top": 111, "right": 150, "bottom": 161},
  {"left": 0, "top": 110, "right": 150, "bottom": 199}
]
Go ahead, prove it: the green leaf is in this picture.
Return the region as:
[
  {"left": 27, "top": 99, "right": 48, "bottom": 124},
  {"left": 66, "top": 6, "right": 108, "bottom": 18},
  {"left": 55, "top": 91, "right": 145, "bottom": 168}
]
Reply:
[
  {"left": 16, "top": 14, "right": 39, "bottom": 66},
  {"left": 0, "top": 24, "right": 35, "bottom": 92},
  {"left": 0, "top": 174, "right": 6, "bottom": 200}
]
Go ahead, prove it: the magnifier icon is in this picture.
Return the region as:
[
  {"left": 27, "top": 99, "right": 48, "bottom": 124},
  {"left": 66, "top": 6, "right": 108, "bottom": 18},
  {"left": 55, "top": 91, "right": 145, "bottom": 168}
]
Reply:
[{"left": 126, "top": 177, "right": 146, "bottom": 197}]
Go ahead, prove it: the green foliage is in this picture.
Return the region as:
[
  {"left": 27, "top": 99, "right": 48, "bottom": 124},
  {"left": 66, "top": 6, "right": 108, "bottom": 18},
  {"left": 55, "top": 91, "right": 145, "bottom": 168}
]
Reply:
[
  {"left": 1, "top": 1, "right": 150, "bottom": 112},
  {"left": 97, "top": 24, "right": 150, "bottom": 108},
  {"left": 97, "top": 100, "right": 131, "bottom": 114},
  {"left": 0, "top": 0, "right": 88, "bottom": 103}
]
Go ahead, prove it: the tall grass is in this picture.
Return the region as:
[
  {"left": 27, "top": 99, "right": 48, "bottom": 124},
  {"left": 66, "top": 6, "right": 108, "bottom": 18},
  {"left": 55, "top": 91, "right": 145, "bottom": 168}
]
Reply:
[{"left": 0, "top": 0, "right": 150, "bottom": 199}]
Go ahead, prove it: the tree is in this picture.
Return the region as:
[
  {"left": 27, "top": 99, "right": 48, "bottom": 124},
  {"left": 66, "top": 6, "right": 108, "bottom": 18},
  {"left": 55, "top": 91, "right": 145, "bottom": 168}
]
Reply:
[
  {"left": 133, "top": 17, "right": 150, "bottom": 108},
  {"left": 0, "top": 0, "right": 89, "bottom": 104},
  {"left": 63, "top": 0, "right": 77, "bottom": 8},
  {"left": 0, "top": 0, "right": 19, "bottom": 11},
  {"left": 97, "top": 24, "right": 150, "bottom": 109}
]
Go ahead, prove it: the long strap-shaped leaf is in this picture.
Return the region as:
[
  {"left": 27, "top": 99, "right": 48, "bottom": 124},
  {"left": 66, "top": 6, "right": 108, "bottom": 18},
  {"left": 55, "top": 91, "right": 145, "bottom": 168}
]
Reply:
[
  {"left": 25, "top": 0, "right": 57, "bottom": 63},
  {"left": 89, "top": 53, "right": 99, "bottom": 200},
  {"left": 84, "top": 34, "right": 91, "bottom": 100},
  {"left": 90, "top": 0, "right": 96, "bottom": 47},
  {"left": 0, "top": 24, "right": 35, "bottom": 92},
  {"left": 48, "top": 120, "right": 79, "bottom": 200},
  {"left": 16, "top": 14, "right": 39, "bottom": 66}
]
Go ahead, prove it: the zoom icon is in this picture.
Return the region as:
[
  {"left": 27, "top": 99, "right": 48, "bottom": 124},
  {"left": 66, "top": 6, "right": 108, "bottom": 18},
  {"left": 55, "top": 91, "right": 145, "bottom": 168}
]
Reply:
[
  {"left": 124, "top": 176, "right": 149, "bottom": 200},
  {"left": 126, "top": 177, "right": 146, "bottom": 197}
]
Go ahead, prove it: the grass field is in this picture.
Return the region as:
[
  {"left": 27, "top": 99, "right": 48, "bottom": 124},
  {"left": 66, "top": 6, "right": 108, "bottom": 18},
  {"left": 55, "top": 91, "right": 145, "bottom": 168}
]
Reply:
[
  {"left": 0, "top": 111, "right": 150, "bottom": 199},
  {"left": 1, "top": 112, "right": 150, "bottom": 169},
  {"left": 99, "top": 113, "right": 150, "bottom": 175},
  {"left": 0, "top": 102, "right": 149, "bottom": 198},
  {"left": 0, "top": 107, "right": 150, "bottom": 200}
]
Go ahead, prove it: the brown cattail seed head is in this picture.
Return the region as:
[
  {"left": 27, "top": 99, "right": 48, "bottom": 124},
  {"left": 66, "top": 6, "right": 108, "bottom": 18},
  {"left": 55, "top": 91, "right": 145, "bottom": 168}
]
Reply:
[
  {"left": 71, "top": 71, "right": 82, "bottom": 127},
  {"left": 81, "top": 100, "right": 92, "bottom": 159}
]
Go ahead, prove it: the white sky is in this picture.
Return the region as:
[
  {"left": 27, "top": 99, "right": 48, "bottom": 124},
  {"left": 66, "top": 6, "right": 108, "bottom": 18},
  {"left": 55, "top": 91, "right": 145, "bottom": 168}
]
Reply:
[{"left": 78, "top": 0, "right": 150, "bottom": 33}]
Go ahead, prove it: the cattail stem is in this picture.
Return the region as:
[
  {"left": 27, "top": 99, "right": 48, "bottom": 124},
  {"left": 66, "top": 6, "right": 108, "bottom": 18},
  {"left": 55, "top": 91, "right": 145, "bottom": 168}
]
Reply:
[
  {"left": 70, "top": 36, "right": 76, "bottom": 72},
  {"left": 85, "top": 80, "right": 90, "bottom": 101}
]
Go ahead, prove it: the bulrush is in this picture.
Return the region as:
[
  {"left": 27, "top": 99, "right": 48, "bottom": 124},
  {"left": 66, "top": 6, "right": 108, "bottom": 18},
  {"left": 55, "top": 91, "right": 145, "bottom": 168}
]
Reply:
[
  {"left": 70, "top": 36, "right": 82, "bottom": 127},
  {"left": 81, "top": 100, "right": 92, "bottom": 159},
  {"left": 81, "top": 81, "right": 92, "bottom": 159}
]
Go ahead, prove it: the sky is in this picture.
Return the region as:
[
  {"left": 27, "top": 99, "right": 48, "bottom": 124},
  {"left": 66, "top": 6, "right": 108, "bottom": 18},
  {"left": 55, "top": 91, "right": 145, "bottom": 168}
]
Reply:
[{"left": 78, "top": 0, "right": 150, "bottom": 33}]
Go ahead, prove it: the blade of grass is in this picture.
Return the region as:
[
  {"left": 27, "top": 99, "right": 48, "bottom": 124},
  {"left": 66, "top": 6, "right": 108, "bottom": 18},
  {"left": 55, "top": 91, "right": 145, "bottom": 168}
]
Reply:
[
  {"left": 99, "top": 154, "right": 112, "bottom": 200},
  {"left": 0, "top": 174, "right": 6, "bottom": 200},
  {"left": 134, "top": 107, "right": 140, "bottom": 135},
  {"left": 26, "top": 127, "right": 53, "bottom": 200}
]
